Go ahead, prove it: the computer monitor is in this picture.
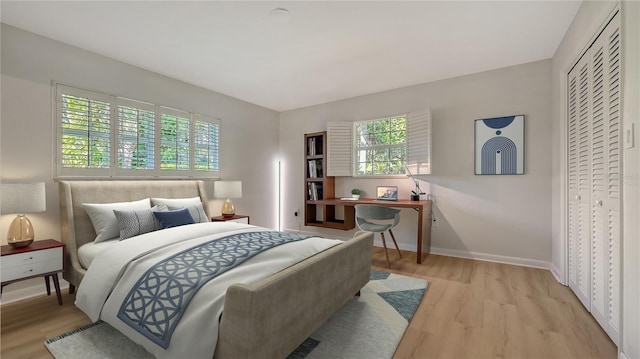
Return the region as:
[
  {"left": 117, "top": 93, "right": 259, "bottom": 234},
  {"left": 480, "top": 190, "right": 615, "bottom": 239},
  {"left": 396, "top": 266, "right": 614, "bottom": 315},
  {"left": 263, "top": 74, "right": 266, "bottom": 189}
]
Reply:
[{"left": 376, "top": 186, "right": 398, "bottom": 201}]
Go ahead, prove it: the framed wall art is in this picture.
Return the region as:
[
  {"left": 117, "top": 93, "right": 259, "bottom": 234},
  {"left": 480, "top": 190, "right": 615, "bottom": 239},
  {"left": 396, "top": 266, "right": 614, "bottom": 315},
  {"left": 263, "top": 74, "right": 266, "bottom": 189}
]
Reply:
[{"left": 474, "top": 115, "right": 524, "bottom": 175}]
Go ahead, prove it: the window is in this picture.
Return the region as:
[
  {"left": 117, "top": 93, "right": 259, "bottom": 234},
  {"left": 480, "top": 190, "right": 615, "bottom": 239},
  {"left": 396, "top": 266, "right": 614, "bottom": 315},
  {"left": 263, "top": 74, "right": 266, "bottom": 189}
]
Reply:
[
  {"left": 117, "top": 99, "right": 155, "bottom": 173},
  {"left": 159, "top": 108, "right": 191, "bottom": 171},
  {"left": 354, "top": 116, "right": 407, "bottom": 175},
  {"left": 327, "top": 109, "right": 431, "bottom": 176},
  {"left": 56, "top": 84, "right": 220, "bottom": 178}
]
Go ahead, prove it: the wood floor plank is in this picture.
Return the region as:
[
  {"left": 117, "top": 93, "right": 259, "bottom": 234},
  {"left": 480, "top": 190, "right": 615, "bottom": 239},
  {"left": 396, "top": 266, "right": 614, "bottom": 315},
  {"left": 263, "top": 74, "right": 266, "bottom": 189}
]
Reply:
[{"left": 1, "top": 250, "right": 617, "bottom": 359}]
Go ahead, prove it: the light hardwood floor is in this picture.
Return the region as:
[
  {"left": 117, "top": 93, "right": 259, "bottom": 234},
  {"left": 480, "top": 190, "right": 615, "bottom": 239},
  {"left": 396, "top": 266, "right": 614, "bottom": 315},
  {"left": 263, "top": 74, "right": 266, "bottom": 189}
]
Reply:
[{"left": 1, "top": 249, "right": 617, "bottom": 359}]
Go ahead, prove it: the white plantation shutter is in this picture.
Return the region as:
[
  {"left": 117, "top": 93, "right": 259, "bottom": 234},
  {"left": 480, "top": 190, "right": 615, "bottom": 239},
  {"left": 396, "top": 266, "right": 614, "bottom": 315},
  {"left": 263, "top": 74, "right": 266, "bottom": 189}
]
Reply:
[
  {"left": 328, "top": 109, "right": 432, "bottom": 177},
  {"left": 406, "top": 109, "right": 432, "bottom": 175},
  {"left": 56, "top": 84, "right": 223, "bottom": 179},
  {"left": 57, "top": 85, "right": 113, "bottom": 177},
  {"left": 192, "top": 113, "right": 220, "bottom": 176},
  {"left": 327, "top": 121, "right": 353, "bottom": 176},
  {"left": 116, "top": 99, "right": 155, "bottom": 176},
  {"left": 159, "top": 107, "right": 191, "bottom": 173}
]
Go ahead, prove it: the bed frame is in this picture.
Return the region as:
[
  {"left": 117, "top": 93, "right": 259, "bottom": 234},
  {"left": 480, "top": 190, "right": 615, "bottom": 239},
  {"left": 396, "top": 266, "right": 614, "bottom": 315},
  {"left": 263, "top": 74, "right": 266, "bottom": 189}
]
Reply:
[{"left": 58, "top": 180, "right": 374, "bottom": 359}]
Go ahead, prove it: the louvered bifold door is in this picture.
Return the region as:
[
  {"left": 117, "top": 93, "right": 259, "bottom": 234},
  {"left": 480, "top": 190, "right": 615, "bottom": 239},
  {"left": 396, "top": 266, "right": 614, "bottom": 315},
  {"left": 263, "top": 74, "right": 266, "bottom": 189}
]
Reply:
[
  {"left": 567, "top": 62, "right": 581, "bottom": 296},
  {"left": 566, "top": 10, "right": 621, "bottom": 345},
  {"left": 567, "top": 52, "right": 592, "bottom": 310},
  {"left": 589, "top": 12, "right": 621, "bottom": 344}
]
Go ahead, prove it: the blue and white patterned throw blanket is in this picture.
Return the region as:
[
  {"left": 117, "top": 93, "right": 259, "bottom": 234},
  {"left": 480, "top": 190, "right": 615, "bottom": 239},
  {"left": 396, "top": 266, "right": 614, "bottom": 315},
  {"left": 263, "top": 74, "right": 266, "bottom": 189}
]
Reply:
[{"left": 116, "top": 231, "right": 310, "bottom": 348}]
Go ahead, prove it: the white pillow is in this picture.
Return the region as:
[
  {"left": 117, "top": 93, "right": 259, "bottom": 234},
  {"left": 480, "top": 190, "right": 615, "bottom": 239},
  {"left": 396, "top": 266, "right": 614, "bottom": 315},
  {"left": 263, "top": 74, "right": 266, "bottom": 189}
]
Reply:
[
  {"left": 151, "top": 197, "right": 202, "bottom": 207},
  {"left": 83, "top": 198, "right": 151, "bottom": 242},
  {"left": 151, "top": 197, "right": 209, "bottom": 223}
]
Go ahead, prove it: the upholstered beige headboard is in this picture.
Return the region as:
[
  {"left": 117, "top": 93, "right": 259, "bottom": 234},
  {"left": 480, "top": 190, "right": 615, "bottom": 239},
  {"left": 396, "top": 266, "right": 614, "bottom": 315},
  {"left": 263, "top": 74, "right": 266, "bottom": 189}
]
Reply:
[{"left": 58, "top": 180, "right": 210, "bottom": 289}]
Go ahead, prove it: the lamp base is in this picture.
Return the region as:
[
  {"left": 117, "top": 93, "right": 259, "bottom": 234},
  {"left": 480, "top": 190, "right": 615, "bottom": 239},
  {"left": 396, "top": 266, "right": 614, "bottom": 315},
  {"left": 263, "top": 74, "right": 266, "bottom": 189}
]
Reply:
[
  {"left": 221, "top": 198, "right": 236, "bottom": 218},
  {"left": 7, "top": 214, "right": 35, "bottom": 248},
  {"left": 8, "top": 239, "right": 34, "bottom": 248}
]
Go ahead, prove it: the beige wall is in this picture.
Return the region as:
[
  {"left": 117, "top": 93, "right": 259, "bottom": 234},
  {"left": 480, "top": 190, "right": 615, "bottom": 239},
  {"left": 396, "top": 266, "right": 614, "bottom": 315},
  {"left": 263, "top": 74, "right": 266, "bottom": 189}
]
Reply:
[
  {"left": 280, "top": 60, "right": 553, "bottom": 267},
  {"left": 0, "top": 24, "right": 280, "bottom": 298},
  {"left": 551, "top": 1, "right": 640, "bottom": 357}
]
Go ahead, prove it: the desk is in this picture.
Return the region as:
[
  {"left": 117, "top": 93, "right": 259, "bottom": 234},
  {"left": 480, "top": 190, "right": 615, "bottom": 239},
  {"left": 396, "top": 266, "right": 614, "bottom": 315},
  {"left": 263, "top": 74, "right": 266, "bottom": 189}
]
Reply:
[{"left": 317, "top": 198, "right": 432, "bottom": 264}]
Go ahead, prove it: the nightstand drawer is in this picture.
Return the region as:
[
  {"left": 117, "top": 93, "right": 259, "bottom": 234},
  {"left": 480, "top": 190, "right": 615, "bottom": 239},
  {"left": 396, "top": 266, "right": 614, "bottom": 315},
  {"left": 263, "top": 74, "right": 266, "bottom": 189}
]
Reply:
[
  {"left": 1, "top": 259, "right": 63, "bottom": 282},
  {"left": 227, "top": 217, "right": 249, "bottom": 224},
  {"left": 211, "top": 215, "right": 250, "bottom": 224},
  {"left": 1, "top": 247, "right": 62, "bottom": 270}
]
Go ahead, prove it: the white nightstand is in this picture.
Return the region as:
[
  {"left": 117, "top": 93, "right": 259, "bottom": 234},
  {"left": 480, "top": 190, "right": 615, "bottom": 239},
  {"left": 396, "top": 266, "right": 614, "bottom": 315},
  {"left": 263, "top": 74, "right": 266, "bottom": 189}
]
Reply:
[
  {"left": 211, "top": 215, "right": 250, "bottom": 224},
  {"left": 1, "top": 239, "right": 65, "bottom": 305}
]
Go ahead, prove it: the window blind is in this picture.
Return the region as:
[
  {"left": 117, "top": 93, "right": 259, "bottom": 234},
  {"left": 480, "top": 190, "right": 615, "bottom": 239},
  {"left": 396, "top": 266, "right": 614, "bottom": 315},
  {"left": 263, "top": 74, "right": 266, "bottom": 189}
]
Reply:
[
  {"left": 160, "top": 107, "right": 190, "bottom": 171},
  {"left": 55, "top": 83, "right": 221, "bottom": 179},
  {"left": 57, "top": 86, "right": 113, "bottom": 177},
  {"left": 327, "top": 121, "right": 353, "bottom": 176},
  {"left": 117, "top": 99, "right": 155, "bottom": 174},
  {"left": 406, "top": 109, "right": 432, "bottom": 175},
  {"left": 193, "top": 113, "right": 220, "bottom": 173},
  {"left": 327, "top": 108, "right": 431, "bottom": 176}
]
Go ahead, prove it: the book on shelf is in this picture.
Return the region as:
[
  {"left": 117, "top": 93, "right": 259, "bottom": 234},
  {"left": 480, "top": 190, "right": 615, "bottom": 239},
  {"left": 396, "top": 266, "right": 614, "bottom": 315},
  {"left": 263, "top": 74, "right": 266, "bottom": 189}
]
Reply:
[
  {"left": 307, "top": 137, "right": 316, "bottom": 156},
  {"left": 308, "top": 160, "right": 316, "bottom": 178},
  {"left": 307, "top": 182, "right": 324, "bottom": 201},
  {"left": 308, "top": 159, "right": 323, "bottom": 178},
  {"left": 307, "top": 136, "right": 323, "bottom": 156}
]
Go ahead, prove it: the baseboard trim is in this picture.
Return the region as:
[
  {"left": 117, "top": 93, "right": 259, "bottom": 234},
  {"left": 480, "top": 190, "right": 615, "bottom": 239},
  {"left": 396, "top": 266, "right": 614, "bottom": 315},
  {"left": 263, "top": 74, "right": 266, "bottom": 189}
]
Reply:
[
  {"left": 619, "top": 350, "right": 628, "bottom": 359},
  {"left": 550, "top": 263, "right": 567, "bottom": 285},
  {"left": 0, "top": 279, "right": 70, "bottom": 306},
  {"left": 429, "top": 246, "right": 551, "bottom": 270},
  {"left": 285, "top": 227, "right": 552, "bottom": 270}
]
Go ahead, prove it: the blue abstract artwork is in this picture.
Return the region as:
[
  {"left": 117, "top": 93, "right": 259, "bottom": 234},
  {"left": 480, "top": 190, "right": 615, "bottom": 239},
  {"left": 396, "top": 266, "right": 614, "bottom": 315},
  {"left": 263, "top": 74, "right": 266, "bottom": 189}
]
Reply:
[{"left": 475, "top": 115, "right": 524, "bottom": 175}]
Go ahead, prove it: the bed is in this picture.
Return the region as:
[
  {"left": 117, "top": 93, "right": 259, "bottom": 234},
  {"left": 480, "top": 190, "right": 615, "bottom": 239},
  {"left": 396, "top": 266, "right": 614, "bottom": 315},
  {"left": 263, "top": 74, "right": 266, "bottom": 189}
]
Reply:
[{"left": 58, "top": 180, "right": 374, "bottom": 359}]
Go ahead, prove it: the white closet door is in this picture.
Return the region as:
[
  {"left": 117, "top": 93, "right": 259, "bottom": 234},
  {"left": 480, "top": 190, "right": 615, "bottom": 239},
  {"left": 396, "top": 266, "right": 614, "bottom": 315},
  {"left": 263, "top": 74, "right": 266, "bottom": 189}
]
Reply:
[
  {"left": 589, "top": 12, "right": 621, "bottom": 343},
  {"left": 567, "top": 58, "right": 581, "bottom": 299},
  {"left": 568, "top": 52, "right": 592, "bottom": 310},
  {"left": 604, "top": 20, "right": 621, "bottom": 341},
  {"left": 566, "top": 10, "right": 620, "bottom": 345}
]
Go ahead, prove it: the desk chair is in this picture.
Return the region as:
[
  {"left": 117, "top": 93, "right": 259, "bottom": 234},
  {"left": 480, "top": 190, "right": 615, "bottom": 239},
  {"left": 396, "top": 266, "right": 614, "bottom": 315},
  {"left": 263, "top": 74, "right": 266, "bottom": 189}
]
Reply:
[{"left": 355, "top": 204, "right": 402, "bottom": 268}]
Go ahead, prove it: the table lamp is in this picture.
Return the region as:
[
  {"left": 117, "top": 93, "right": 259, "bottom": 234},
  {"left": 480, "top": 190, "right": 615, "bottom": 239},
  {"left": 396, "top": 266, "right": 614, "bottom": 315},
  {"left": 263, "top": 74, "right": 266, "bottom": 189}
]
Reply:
[
  {"left": 1, "top": 182, "right": 46, "bottom": 248},
  {"left": 405, "top": 164, "right": 425, "bottom": 201},
  {"left": 213, "top": 181, "right": 242, "bottom": 218}
]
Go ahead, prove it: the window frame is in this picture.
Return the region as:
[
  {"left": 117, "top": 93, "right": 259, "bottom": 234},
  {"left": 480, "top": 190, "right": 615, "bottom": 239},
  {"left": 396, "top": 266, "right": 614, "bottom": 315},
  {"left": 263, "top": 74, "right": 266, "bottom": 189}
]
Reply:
[
  {"left": 327, "top": 108, "right": 431, "bottom": 177},
  {"left": 54, "top": 83, "right": 221, "bottom": 179},
  {"left": 353, "top": 115, "right": 408, "bottom": 177}
]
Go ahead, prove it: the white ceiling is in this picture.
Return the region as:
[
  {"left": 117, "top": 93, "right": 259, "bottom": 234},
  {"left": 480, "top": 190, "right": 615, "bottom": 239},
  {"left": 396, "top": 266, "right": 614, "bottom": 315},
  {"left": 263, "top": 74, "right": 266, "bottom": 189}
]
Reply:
[{"left": 1, "top": 1, "right": 581, "bottom": 112}]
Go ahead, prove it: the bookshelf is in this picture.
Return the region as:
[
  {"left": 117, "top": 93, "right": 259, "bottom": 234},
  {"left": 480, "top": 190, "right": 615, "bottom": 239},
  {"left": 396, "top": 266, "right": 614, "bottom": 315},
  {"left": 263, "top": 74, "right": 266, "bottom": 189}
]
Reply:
[{"left": 304, "top": 132, "right": 353, "bottom": 230}]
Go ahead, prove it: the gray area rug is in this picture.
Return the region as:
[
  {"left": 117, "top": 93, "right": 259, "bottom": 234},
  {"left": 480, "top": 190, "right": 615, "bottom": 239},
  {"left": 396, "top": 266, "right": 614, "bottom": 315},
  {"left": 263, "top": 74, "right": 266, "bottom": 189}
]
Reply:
[{"left": 45, "top": 270, "right": 427, "bottom": 359}]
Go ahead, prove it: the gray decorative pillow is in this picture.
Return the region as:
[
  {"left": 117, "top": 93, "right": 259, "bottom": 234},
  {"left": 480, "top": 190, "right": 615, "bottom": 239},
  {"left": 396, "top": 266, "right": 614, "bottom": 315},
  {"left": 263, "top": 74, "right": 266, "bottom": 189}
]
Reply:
[
  {"left": 113, "top": 205, "right": 167, "bottom": 240},
  {"left": 83, "top": 198, "right": 151, "bottom": 242},
  {"left": 167, "top": 203, "right": 209, "bottom": 223}
]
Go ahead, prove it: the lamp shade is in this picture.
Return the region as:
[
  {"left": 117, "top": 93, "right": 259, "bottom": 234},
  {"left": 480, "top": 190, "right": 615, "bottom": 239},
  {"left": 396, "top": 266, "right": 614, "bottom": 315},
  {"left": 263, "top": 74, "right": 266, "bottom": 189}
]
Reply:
[
  {"left": 1, "top": 182, "right": 46, "bottom": 214},
  {"left": 213, "top": 181, "right": 242, "bottom": 199}
]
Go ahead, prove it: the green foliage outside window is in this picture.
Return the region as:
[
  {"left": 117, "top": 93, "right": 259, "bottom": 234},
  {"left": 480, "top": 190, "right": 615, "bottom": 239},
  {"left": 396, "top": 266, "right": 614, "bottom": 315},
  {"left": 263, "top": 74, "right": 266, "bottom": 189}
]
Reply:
[
  {"left": 58, "top": 86, "right": 220, "bottom": 177},
  {"left": 355, "top": 116, "right": 407, "bottom": 175},
  {"left": 61, "top": 95, "right": 110, "bottom": 168},
  {"left": 160, "top": 114, "right": 190, "bottom": 171},
  {"left": 118, "top": 105, "right": 155, "bottom": 170}
]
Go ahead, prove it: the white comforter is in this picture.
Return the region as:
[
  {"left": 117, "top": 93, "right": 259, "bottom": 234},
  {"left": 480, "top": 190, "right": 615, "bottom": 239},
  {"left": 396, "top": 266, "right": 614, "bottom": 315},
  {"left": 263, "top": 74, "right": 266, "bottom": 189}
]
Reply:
[{"left": 75, "top": 222, "right": 341, "bottom": 359}]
